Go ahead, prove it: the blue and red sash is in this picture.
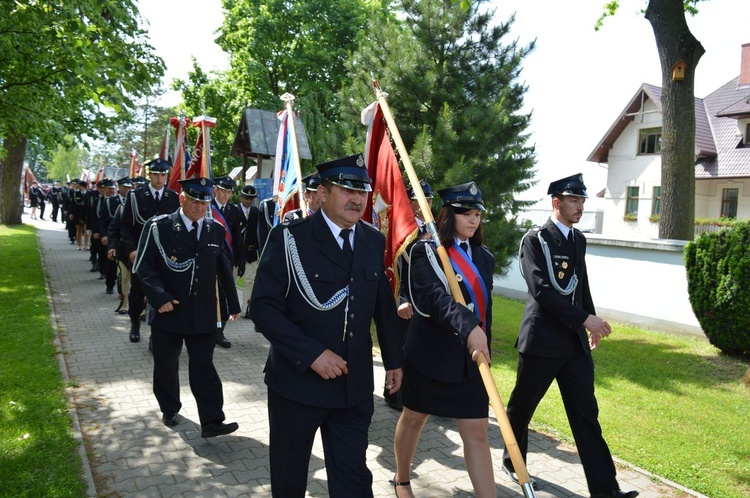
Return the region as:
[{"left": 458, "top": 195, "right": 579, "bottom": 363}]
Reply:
[
  {"left": 447, "top": 244, "right": 488, "bottom": 330},
  {"left": 211, "top": 206, "right": 233, "bottom": 255}
]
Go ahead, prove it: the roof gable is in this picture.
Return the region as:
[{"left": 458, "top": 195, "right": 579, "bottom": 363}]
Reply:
[{"left": 587, "top": 83, "right": 715, "bottom": 163}]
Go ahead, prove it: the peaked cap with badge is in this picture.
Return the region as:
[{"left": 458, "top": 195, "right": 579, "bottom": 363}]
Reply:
[
  {"left": 179, "top": 177, "right": 215, "bottom": 202},
  {"left": 438, "top": 181, "right": 485, "bottom": 211},
  {"left": 547, "top": 173, "right": 588, "bottom": 198},
  {"left": 315, "top": 154, "right": 372, "bottom": 192}
]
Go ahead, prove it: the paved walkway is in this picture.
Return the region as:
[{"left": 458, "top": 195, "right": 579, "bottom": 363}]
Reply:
[{"left": 28, "top": 213, "right": 703, "bottom": 497}]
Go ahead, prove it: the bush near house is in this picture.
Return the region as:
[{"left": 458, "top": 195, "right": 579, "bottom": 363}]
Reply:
[{"left": 685, "top": 220, "right": 750, "bottom": 356}]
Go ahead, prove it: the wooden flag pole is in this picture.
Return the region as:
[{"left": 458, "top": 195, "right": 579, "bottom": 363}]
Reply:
[
  {"left": 372, "top": 79, "right": 536, "bottom": 498},
  {"left": 280, "top": 93, "right": 308, "bottom": 216}
]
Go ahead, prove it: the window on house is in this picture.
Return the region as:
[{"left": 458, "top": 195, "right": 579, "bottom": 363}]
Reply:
[
  {"left": 652, "top": 186, "right": 661, "bottom": 216},
  {"left": 746, "top": 124, "right": 750, "bottom": 147},
  {"left": 721, "top": 188, "right": 738, "bottom": 218},
  {"left": 638, "top": 127, "right": 662, "bottom": 155},
  {"left": 626, "top": 186, "right": 639, "bottom": 218}
]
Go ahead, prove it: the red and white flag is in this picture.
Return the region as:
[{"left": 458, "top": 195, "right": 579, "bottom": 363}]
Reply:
[
  {"left": 186, "top": 116, "right": 216, "bottom": 179},
  {"left": 129, "top": 150, "right": 138, "bottom": 178},
  {"left": 273, "top": 109, "right": 301, "bottom": 223},
  {"left": 167, "top": 117, "right": 191, "bottom": 193},
  {"left": 361, "top": 101, "right": 419, "bottom": 298}
]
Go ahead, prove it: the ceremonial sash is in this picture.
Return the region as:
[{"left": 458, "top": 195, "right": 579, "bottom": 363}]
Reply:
[
  {"left": 447, "top": 244, "right": 488, "bottom": 330},
  {"left": 211, "top": 207, "right": 233, "bottom": 255}
]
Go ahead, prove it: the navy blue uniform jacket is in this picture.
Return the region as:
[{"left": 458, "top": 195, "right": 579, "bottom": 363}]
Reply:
[
  {"left": 403, "top": 240, "right": 494, "bottom": 384},
  {"left": 134, "top": 212, "right": 240, "bottom": 335},
  {"left": 517, "top": 218, "right": 593, "bottom": 357},
  {"left": 120, "top": 187, "right": 180, "bottom": 255},
  {"left": 249, "top": 210, "right": 404, "bottom": 409}
]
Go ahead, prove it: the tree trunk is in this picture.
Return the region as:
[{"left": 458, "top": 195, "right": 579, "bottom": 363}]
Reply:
[
  {"left": 646, "top": 0, "right": 704, "bottom": 240},
  {"left": 0, "top": 132, "right": 28, "bottom": 225}
]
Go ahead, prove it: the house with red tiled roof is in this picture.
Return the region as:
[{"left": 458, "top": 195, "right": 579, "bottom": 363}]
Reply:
[{"left": 587, "top": 43, "right": 750, "bottom": 238}]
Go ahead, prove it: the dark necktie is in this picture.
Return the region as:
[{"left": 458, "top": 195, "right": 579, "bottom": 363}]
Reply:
[
  {"left": 459, "top": 241, "right": 469, "bottom": 253},
  {"left": 192, "top": 221, "right": 199, "bottom": 242},
  {"left": 340, "top": 229, "right": 353, "bottom": 267},
  {"left": 567, "top": 230, "right": 574, "bottom": 244},
  {"left": 154, "top": 190, "right": 160, "bottom": 202}
]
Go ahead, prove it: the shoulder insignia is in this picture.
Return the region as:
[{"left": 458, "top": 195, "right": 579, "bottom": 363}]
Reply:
[{"left": 151, "top": 214, "right": 169, "bottom": 222}]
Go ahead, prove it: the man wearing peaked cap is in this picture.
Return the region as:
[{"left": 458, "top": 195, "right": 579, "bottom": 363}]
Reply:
[
  {"left": 238, "top": 185, "right": 260, "bottom": 318},
  {"left": 383, "top": 179, "right": 434, "bottom": 411},
  {"left": 211, "top": 176, "right": 244, "bottom": 349},
  {"left": 250, "top": 153, "right": 403, "bottom": 496},
  {"left": 120, "top": 158, "right": 180, "bottom": 345},
  {"left": 283, "top": 171, "right": 324, "bottom": 222},
  {"left": 134, "top": 176, "right": 241, "bottom": 438},
  {"left": 102, "top": 177, "right": 133, "bottom": 299},
  {"left": 501, "top": 173, "right": 639, "bottom": 498}
]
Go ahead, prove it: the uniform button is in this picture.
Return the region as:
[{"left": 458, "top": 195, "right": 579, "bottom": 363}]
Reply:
[
  {"left": 349, "top": 332, "right": 354, "bottom": 338},
  {"left": 350, "top": 277, "right": 354, "bottom": 282},
  {"left": 349, "top": 295, "right": 355, "bottom": 301},
  {"left": 295, "top": 360, "right": 301, "bottom": 366},
  {"left": 349, "top": 313, "right": 354, "bottom": 319},
  {"left": 315, "top": 273, "right": 319, "bottom": 278}
]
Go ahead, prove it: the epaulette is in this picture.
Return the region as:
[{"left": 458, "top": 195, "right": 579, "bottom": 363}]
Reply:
[
  {"left": 358, "top": 219, "right": 381, "bottom": 235},
  {"left": 151, "top": 214, "right": 169, "bottom": 222},
  {"left": 285, "top": 216, "right": 309, "bottom": 228}
]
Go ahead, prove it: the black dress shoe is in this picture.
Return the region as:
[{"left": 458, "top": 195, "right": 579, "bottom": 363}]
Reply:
[
  {"left": 591, "top": 490, "right": 639, "bottom": 498},
  {"left": 201, "top": 421, "right": 239, "bottom": 438},
  {"left": 217, "top": 336, "right": 232, "bottom": 348},
  {"left": 162, "top": 413, "right": 179, "bottom": 427},
  {"left": 502, "top": 465, "right": 540, "bottom": 490},
  {"left": 129, "top": 322, "right": 140, "bottom": 343},
  {"left": 106, "top": 287, "right": 114, "bottom": 294}
]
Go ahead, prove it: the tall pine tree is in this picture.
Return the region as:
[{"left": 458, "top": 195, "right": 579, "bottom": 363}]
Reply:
[{"left": 339, "top": 0, "right": 537, "bottom": 270}]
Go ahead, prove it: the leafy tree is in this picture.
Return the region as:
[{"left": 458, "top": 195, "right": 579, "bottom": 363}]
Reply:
[
  {"left": 337, "top": 0, "right": 536, "bottom": 271},
  {"left": 44, "top": 140, "right": 87, "bottom": 184},
  {"left": 214, "top": 0, "right": 378, "bottom": 165},
  {"left": 598, "top": 0, "right": 705, "bottom": 240},
  {"left": 0, "top": 1, "right": 163, "bottom": 224}
]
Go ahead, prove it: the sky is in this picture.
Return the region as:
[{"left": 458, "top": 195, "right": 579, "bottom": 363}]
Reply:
[{"left": 137, "top": 0, "right": 750, "bottom": 205}]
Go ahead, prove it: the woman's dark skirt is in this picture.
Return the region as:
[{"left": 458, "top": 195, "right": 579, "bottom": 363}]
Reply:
[{"left": 400, "top": 361, "right": 489, "bottom": 419}]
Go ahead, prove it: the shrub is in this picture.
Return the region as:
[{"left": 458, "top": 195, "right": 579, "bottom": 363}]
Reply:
[{"left": 684, "top": 220, "right": 750, "bottom": 356}]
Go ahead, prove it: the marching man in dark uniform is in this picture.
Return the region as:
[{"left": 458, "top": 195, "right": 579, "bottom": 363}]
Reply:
[
  {"left": 211, "top": 176, "right": 245, "bottom": 348},
  {"left": 238, "top": 185, "right": 260, "bottom": 318},
  {"left": 501, "top": 174, "right": 639, "bottom": 498},
  {"left": 100, "top": 178, "right": 129, "bottom": 296},
  {"left": 133, "top": 177, "right": 240, "bottom": 437},
  {"left": 50, "top": 181, "right": 62, "bottom": 222},
  {"left": 250, "top": 154, "right": 404, "bottom": 497},
  {"left": 120, "top": 158, "right": 180, "bottom": 343},
  {"left": 384, "top": 179, "right": 433, "bottom": 411},
  {"left": 282, "top": 172, "right": 323, "bottom": 221}
]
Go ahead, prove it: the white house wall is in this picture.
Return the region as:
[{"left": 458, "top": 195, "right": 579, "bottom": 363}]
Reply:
[
  {"left": 695, "top": 178, "right": 750, "bottom": 219},
  {"left": 602, "top": 99, "right": 663, "bottom": 238}
]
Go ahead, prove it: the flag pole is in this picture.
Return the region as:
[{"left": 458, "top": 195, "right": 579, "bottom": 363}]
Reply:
[
  {"left": 372, "top": 79, "right": 537, "bottom": 498},
  {"left": 280, "top": 93, "right": 308, "bottom": 216}
]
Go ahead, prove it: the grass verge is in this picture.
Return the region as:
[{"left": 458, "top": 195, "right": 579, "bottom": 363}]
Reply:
[
  {"left": 489, "top": 297, "right": 750, "bottom": 498},
  {"left": 0, "top": 224, "right": 87, "bottom": 497}
]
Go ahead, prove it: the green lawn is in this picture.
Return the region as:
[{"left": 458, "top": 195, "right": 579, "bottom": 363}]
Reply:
[
  {"left": 0, "top": 225, "right": 87, "bottom": 497},
  {"left": 488, "top": 297, "right": 750, "bottom": 498}
]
